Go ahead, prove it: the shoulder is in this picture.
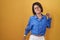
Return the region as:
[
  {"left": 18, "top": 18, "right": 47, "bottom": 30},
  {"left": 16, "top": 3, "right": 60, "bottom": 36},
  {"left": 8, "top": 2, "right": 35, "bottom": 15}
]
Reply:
[
  {"left": 43, "top": 14, "right": 47, "bottom": 19},
  {"left": 29, "top": 15, "right": 35, "bottom": 19}
]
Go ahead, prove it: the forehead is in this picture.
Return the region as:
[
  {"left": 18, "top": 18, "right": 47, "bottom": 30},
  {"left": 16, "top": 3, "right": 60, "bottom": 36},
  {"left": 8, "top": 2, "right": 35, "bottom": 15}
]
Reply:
[{"left": 34, "top": 5, "right": 39, "bottom": 8}]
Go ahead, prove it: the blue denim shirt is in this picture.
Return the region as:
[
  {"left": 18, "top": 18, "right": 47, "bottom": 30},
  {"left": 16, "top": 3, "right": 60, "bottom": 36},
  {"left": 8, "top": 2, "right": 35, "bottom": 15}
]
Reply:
[{"left": 24, "top": 14, "right": 52, "bottom": 36}]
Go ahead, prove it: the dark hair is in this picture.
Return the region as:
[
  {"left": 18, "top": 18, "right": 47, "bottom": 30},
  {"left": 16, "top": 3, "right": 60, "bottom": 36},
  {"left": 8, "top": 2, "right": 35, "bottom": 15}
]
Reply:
[{"left": 32, "top": 2, "right": 43, "bottom": 15}]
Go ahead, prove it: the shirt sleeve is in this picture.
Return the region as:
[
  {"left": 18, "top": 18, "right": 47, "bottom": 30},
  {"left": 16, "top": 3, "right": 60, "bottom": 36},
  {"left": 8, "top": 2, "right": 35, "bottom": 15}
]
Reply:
[
  {"left": 24, "top": 16, "right": 33, "bottom": 36},
  {"left": 46, "top": 18, "right": 52, "bottom": 28}
]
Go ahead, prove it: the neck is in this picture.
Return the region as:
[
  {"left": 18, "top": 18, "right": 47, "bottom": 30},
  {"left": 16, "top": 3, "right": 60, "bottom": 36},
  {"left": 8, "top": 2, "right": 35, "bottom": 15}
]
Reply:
[
  {"left": 36, "top": 13, "right": 42, "bottom": 17},
  {"left": 36, "top": 13, "right": 42, "bottom": 19}
]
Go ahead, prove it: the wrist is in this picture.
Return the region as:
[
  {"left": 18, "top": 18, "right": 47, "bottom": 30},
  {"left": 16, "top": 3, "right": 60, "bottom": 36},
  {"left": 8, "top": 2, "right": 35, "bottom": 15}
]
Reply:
[{"left": 24, "top": 35, "right": 26, "bottom": 37}]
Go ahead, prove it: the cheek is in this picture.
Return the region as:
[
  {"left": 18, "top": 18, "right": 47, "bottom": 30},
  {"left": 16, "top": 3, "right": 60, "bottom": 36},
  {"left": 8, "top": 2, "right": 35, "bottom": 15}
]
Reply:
[{"left": 34, "top": 10, "right": 37, "bottom": 12}]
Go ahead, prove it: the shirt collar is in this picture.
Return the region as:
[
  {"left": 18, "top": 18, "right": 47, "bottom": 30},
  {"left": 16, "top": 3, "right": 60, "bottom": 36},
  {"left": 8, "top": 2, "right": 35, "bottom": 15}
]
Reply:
[{"left": 34, "top": 14, "right": 44, "bottom": 19}]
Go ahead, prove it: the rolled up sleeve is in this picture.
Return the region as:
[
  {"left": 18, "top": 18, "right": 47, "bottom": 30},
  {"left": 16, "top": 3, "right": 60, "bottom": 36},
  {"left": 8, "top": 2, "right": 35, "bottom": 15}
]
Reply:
[{"left": 46, "top": 18, "right": 52, "bottom": 28}]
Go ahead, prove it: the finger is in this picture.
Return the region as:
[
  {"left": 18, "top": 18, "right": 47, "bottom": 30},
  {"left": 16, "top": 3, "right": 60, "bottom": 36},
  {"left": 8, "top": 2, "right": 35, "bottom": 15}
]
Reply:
[{"left": 46, "top": 13, "right": 50, "bottom": 16}]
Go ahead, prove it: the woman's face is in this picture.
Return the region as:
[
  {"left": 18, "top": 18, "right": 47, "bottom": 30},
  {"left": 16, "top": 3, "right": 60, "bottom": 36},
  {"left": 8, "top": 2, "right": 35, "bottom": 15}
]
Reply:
[{"left": 34, "top": 5, "right": 41, "bottom": 14}]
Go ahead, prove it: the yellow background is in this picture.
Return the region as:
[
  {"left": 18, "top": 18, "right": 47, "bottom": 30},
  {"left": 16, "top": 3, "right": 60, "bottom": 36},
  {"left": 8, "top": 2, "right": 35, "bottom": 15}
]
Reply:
[{"left": 0, "top": 0, "right": 60, "bottom": 40}]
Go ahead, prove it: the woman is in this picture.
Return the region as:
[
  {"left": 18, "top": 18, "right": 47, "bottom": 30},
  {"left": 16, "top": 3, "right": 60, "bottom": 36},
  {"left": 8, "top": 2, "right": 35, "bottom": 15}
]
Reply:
[{"left": 23, "top": 2, "right": 52, "bottom": 40}]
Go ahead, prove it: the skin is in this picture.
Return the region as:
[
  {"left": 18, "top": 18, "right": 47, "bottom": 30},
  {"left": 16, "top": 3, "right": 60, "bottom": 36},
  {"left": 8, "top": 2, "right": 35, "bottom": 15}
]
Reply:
[
  {"left": 23, "top": 5, "right": 52, "bottom": 40},
  {"left": 34, "top": 5, "right": 43, "bottom": 19}
]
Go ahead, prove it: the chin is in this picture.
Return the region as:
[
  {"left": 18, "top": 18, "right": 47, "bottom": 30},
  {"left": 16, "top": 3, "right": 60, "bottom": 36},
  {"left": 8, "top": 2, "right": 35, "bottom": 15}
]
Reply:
[{"left": 36, "top": 12, "right": 41, "bottom": 14}]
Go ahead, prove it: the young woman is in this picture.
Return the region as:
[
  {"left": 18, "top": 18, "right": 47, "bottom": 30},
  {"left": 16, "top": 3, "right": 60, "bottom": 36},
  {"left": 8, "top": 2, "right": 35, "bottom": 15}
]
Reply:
[{"left": 23, "top": 2, "right": 52, "bottom": 40}]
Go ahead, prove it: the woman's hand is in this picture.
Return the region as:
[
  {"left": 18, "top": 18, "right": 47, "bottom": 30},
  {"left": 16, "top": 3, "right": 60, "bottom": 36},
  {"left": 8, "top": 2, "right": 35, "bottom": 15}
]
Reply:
[
  {"left": 22, "top": 36, "right": 26, "bottom": 40},
  {"left": 46, "top": 13, "right": 52, "bottom": 19}
]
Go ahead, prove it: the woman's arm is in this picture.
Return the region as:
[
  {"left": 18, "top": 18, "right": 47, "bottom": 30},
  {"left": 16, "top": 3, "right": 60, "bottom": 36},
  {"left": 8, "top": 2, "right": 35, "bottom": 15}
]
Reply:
[
  {"left": 46, "top": 13, "right": 52, "bottom": 28},
  {"left": 24, "top": 16, "right": 33, "bottom": 36},
  {"left": 23, "top": 16, "right": 33, "bottom": 40}
]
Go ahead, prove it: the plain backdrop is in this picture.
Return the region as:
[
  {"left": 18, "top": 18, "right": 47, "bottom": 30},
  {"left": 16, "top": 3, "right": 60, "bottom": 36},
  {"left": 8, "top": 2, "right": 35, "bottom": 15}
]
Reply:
[{"left": 0, "top": 0, "right": 60, "bottom": 40}]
